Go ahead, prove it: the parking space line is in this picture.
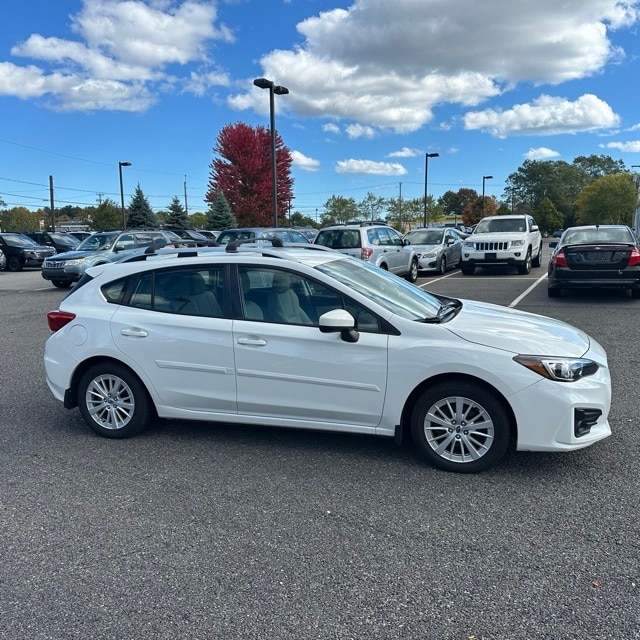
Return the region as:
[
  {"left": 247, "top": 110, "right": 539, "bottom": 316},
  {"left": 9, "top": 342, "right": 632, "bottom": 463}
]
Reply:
[
  {"left": 509, "top": 273, "right": 548, "bottom": 307},
  {"left": 418, "top": 271, "right": 458, "bottom": 288}
]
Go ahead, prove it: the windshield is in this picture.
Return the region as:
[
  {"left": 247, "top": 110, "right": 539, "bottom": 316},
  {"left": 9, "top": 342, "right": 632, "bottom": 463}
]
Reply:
[
  {"left": 1, "top": 233, "right": 40, "bottom": 247},
  {"left": 50, "top": 233, "right": 79, "bottom": 247},
  {"left": 405, "top": 229, "right": 444, "bottom": 245},
  {"left": 475, "top": 218, "right": 526, "bottom": 233},
  {"left": 77, "top": 233, "right": 118, "bottom": 251},
  {"left": 315, "top": 258, "right": 442, "bottom": 320},
  {"left": 563, "top": 227, "right": 634, "bottom": 245}
]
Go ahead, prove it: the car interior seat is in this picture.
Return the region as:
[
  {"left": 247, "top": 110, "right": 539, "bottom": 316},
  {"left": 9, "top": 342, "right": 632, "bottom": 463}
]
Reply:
[
  {"left": 240, "top": 272, "right": 264, "bottom": 320},
  {"left": 161, "top": 271, "right": 223, "bottom": 317},
  {"left": 267, "top": 272, "right": 313, "bottom": 325}
]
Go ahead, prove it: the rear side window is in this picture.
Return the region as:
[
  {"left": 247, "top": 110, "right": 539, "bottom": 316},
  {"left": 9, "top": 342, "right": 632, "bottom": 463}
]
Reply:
[{"left": 315, "top": 229, "right": 361, "bottom": 249}]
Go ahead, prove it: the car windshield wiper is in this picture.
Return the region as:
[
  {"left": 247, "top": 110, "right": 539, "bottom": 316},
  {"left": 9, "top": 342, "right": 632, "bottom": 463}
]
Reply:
[{"left": 422, "top": 301, "right": 460, "bottom": 324}]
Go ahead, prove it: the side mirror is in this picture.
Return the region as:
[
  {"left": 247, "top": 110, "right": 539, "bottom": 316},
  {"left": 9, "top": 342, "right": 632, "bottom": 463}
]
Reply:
[
  {"left": 531, "top": 225, "right": 539, "bottom": 232},
  {"left": 319, "top": 309, "right": 359, "bottom": 343}
]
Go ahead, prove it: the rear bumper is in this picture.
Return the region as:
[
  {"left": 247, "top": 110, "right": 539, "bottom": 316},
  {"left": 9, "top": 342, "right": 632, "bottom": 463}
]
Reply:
[{"left": 549, "top": 269, "right": 640, "bottom": 289}]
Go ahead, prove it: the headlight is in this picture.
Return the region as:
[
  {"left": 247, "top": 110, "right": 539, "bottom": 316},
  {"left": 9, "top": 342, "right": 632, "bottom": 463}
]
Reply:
[
  {"left": 25, "top": 251, "right": 36, "bottom": 258},
  {"left": 511, "top": 239, "right": 524, "bottom": 247},
  {"left": 65, "top": 258, "right": 86, "bottom": 265},
  {"left": 463, "top": 241, "right": 475, "bottom": 248},
  {"left": 514, "top": 355, "right": 598, "bottom": 382},
  {"left": 424, "top": 249, "right": 438, "bottom": 258}
]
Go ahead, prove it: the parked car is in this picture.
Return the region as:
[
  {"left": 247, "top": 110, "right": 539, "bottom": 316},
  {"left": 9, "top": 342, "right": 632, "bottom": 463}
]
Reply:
[
  {"left": 217, "top": 227, "right": 310, "bottom": 246},
  {"left": 314, "top": 222, "right": 418, "bottom": 282},
  {"left": 41, "top": 229, "right": 175, "bottom": 288},
  {"left": 165, "top": 228, "right": 216, "bottom": 247},
  {"left": 0, "top": 233, "right": 56, "bottom": 271},
  {"left": 461, "top": 215, "right": 543, "bottom": 275},
  {"left": 547, "top": 225, "right": 640, "bottom": 298},
  {"left": 44, "top": 243, "right": 611, "bottom": 473},
  {"left": 0, "top": 248, "right": 5, "bottom": 270},
  {"left": 197, "top": 229, "right": 220, "bottom": 243},
  {"left": 403, "top": 227, "right": 464, "bottom": 274},
  {"left": 67, "top": 231, "right": 93, "bottom": 242},
  {"left": 24, "top": 231, "right": 80, "bottom": 254}
]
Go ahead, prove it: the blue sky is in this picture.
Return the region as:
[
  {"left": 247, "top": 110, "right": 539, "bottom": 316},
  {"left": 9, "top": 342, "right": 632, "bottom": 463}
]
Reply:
[{"left": 1, "top": 0, "right": 640, "bottom": 223}]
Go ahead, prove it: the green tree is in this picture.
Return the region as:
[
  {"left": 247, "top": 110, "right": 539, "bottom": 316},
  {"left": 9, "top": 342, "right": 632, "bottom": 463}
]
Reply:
[
  {"left": 165, "top": 196, "right": 189, "bottom": 229},
  {"left": 206, "top": 191, "right": 236, "bottom": 230},
  {"left": 189, "top": 213, "right": 207, "bottom": 229},
  {"left": 438, "top": 188, "right": 478, "bottom": 220},
  {"left": 322, "top": 195, "right": 359, "bottom": 225},
  {"left": 89, "top": 199, "right": 121, "bottom": 231},
  {"left": 573, "top": 154, "right": 626, "bottom": 179},
  {"left": 358, "top": 192, "right": 386, "bottom": 222},
  {"left": 289, "top": 212, "right": 317, "bottom": 228},
  {"left": 462, "top": 196, "right": 498, "bottom": 226},
  {"left": 126, "top": 184, "right": 157, "bottom": 229},
  {"left": 576, "top": 173, "right": 637, "bottom": 225},
  {"left": 534, "top": 197, "right": 564, "bottom": 234},
  {"left": 0, "top": 207, "right": 40, "bottom": 231}
]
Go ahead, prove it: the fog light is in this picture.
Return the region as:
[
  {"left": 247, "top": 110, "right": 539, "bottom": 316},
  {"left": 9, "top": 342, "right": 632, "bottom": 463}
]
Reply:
[{"left": 574, "top": 408, "right": 602, "bottom": 437}]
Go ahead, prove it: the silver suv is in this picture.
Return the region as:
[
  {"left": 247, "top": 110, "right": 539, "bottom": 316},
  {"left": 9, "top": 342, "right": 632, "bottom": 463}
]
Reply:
[{"left": 314, "top": 222, "right": 418, "bottom": 282}]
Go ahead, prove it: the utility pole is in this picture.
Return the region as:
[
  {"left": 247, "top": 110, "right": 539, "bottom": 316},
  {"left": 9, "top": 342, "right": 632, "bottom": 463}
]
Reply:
[
  {"left": 183, "top": 175, "right": 189, "bottom": 215},
  {"left": 49, "top": 175, "right": 55, "bottom": 232}
]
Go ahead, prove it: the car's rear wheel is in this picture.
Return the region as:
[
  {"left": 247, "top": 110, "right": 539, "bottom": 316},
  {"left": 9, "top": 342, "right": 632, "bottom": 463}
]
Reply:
[
  {"left": 405, "top": 259, "right": 419, "bottom": 283},
  {"left": 411, "top": 381, "right": 511, "bottom": 473},
  {"left": 461, "top": 264, "right": 475, "bottom": 275},
  {"left": 77, "top": 363, "right": 153, "bottom": 438},
  {"left": 52, "top": 279, "right": 71, "bottom": 288},
  {"left": 439, "top": 256, "right": 447, "bottom": 275},
  {"left": 6, "top": 256, "right": 23, "bottom": 272},
  {"left": 517, "top": 250, "right": 532, "bottom": 275}
]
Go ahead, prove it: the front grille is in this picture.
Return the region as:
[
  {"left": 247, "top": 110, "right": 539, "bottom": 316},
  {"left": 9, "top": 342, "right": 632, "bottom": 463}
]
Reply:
[{"left": 474, "top": 241, "right": 509, "bottom": 251}]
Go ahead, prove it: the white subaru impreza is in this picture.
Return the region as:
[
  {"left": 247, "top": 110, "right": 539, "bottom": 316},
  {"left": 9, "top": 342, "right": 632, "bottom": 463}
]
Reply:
[{"left": 44, "top": 244, "right": 611, "bottom": 473}]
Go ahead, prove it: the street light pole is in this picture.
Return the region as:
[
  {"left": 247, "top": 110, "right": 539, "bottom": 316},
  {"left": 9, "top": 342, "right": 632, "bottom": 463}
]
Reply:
[
  {"left": 423, "top": 152, "right": 439, "bottom": 227},
  {"left": 253, "top": 78, "right": 289, "bottom": 227},
  {"left": 482, "top": 175, "right": 493, "bottom": 218},
  {"left": 119, "top": 161, "right": 132, "bottom": 228}
]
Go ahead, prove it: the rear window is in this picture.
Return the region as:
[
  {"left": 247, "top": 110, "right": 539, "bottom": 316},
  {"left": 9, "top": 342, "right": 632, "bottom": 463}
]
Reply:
[
  {"left": 564, "top": 228, "right": 634, "bottom": 245},
  {"left": 315, "top": 229, "right": 362, "bottom": 249}
]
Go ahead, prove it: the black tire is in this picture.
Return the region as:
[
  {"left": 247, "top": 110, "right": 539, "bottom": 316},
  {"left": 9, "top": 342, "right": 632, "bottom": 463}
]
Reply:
[
  {"left": 77, "top": 363, "right": 153, "bottom": 438},
  {"left": 52, "top": 280, "right": 72, "bottom": 289},
  {"left": 548, "top": 286, "right": 561, "bottom": 298},
  {"left": 517, "top": 250, "right": 532, "bottom": 275},
  {"left": 461, "top": 264, "right": 475, "bottom": 275},
  {"left": 532, "top": 243, "right": 543, "bottom": 268},
  {"left": 405, "top": 259, "right": 419, "bottom": 283},
  {"left": 438, "top": 256, "right": 447, "bottom": 275},
  {"left": 410, "top": 381, "right": 511, "bottom": 473},
  {"left": 6, "top": 255, "right": 23, "bottom": 272}
]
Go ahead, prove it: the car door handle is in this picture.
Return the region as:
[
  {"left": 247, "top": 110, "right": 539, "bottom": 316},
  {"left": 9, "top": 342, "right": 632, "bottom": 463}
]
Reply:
[
  {"left": 237, "top": 336, "right": 268, "bottom": 347},
  {"left": 120, "top": 328, "right": 148, "bottom": 338}
]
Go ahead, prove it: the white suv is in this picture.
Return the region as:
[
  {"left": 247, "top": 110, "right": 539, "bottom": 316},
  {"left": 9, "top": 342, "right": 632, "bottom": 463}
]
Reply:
[{"left": 461, "top": 215, "right": 543, "bottom": 275}]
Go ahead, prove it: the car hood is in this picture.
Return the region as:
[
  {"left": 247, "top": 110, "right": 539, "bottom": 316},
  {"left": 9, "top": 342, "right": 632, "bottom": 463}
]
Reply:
[
  {"left": 467, "top": 232, "right": 527, "bottom": 242},
  {"left": 48, "top": 249, "right": 101, "bottom": 260},
  {"left": 445, "top": 299, "right": 590, "bottom": 357},
  {"left": 411, "top": 242, "right": 443, "bottom": 250}
]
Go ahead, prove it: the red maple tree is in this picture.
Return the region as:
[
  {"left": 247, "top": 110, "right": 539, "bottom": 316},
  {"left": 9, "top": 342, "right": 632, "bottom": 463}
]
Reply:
[{"left": 206, "top": 122, "right": 294, "bottom": 227}]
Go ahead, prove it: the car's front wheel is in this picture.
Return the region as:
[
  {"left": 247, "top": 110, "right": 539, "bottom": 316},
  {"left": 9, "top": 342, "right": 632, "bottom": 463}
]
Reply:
[
  {"left": 405, "top": 258, "right": 419, "bottom": 283},
  {"left": 52, "top": 279, "right": 72, "bottom": 288},
  {"left": 438, "top": 256, "right": 447, "bottom": 275},
  {"left": 532, "top": 242, "right": 543, "bottom": 268},
  {"left": 410, "top": 381, "right": 511, "bottom": 473},
  {"left": 460, "top": 264, "right": 475, "bottom": 275},
  {"left": 6, "top": 256, "right": 23, "bottom": 272},
  {"left": 77, "top": 363, "right": 153, "bottom": 438},
  {"left": 517, "top": 250, "right": 532, "bottom": 275}
]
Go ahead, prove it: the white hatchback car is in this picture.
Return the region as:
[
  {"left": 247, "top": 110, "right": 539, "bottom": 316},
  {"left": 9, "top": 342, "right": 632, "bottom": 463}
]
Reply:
[{"left": 44, "top": 244, "right": 611, "bottom": 473}]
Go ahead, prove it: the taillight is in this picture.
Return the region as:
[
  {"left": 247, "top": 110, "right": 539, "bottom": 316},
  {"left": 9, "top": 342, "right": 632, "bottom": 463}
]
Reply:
[
  {"left": 47, "top": 310, "right": 76, "bottom": 331},
  {"left": 628, "top": 248, "right": 640, "bottom": 266},
  {"left": 553, "top": 250, "right": 568, "bottom": 268},
  {"left": 361, "top": 247, "right": 373, "bottom": 261}
]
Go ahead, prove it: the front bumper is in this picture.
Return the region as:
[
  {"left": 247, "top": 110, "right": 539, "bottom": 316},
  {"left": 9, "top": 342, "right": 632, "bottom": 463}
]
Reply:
[{"left": 462, "top": 251, "right": 525, "bottom": 268}]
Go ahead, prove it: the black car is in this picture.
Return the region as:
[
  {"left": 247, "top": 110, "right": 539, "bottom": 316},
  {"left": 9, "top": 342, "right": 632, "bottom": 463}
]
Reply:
[
  {"left": 24, "top": 231, "right": 80, "bottom": 254},
  {"left": 548, "top": 225, "right": 640, "bottom": 298},
  {"left": 0, "top": 233, "right": 56, "bottom": 272},
  {"left": 165, "top": 228, "right": 216, "bottom": 247}
]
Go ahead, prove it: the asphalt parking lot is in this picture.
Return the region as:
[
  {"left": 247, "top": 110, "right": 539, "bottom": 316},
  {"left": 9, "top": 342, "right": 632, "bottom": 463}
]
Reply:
[{"left": 1, "top": 249, "right": 639, "bottom": 640}]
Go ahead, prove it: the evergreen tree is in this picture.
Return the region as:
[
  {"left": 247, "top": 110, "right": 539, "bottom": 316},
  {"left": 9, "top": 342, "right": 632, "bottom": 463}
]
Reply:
[
  {"left": 165, "top": 196, "right": 189, "bottom": 229},
  {"left": 126, "top": 184, "right": 157, "bottom": 229},
  {"left": 206, "top": 191, "right": 236, "bottom": 230}
]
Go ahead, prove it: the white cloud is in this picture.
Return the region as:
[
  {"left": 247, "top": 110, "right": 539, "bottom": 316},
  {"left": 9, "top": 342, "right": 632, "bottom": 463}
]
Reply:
[
  {"left": 335, "top": 159, "right": 407, "bottom": 175},
  {"left": 524, "top": 147, "right": 561, "bottom": 160},
  {"left": 231, "top": 0, "right": 638, "bottom": 133},
  {"left": 600, "top": 140, "right": 640, "bottom": 152},
  {"left": 322, "top": 123, "right": 340, "bottom": 134},
  {"left": 291, "top": 150, "right": 321, "bottom": 171},
  {"left": 464, "top": 94, "right": 619, "bottom": 137},
  {"left": 388, "top": 147, "right": 421, "bottom": 158},
  {"left": 2, "top": 0, "right": 233, "bottom": 111},
  {"left": 345, "top": 123, "right": 376, "bottom": 139}
]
